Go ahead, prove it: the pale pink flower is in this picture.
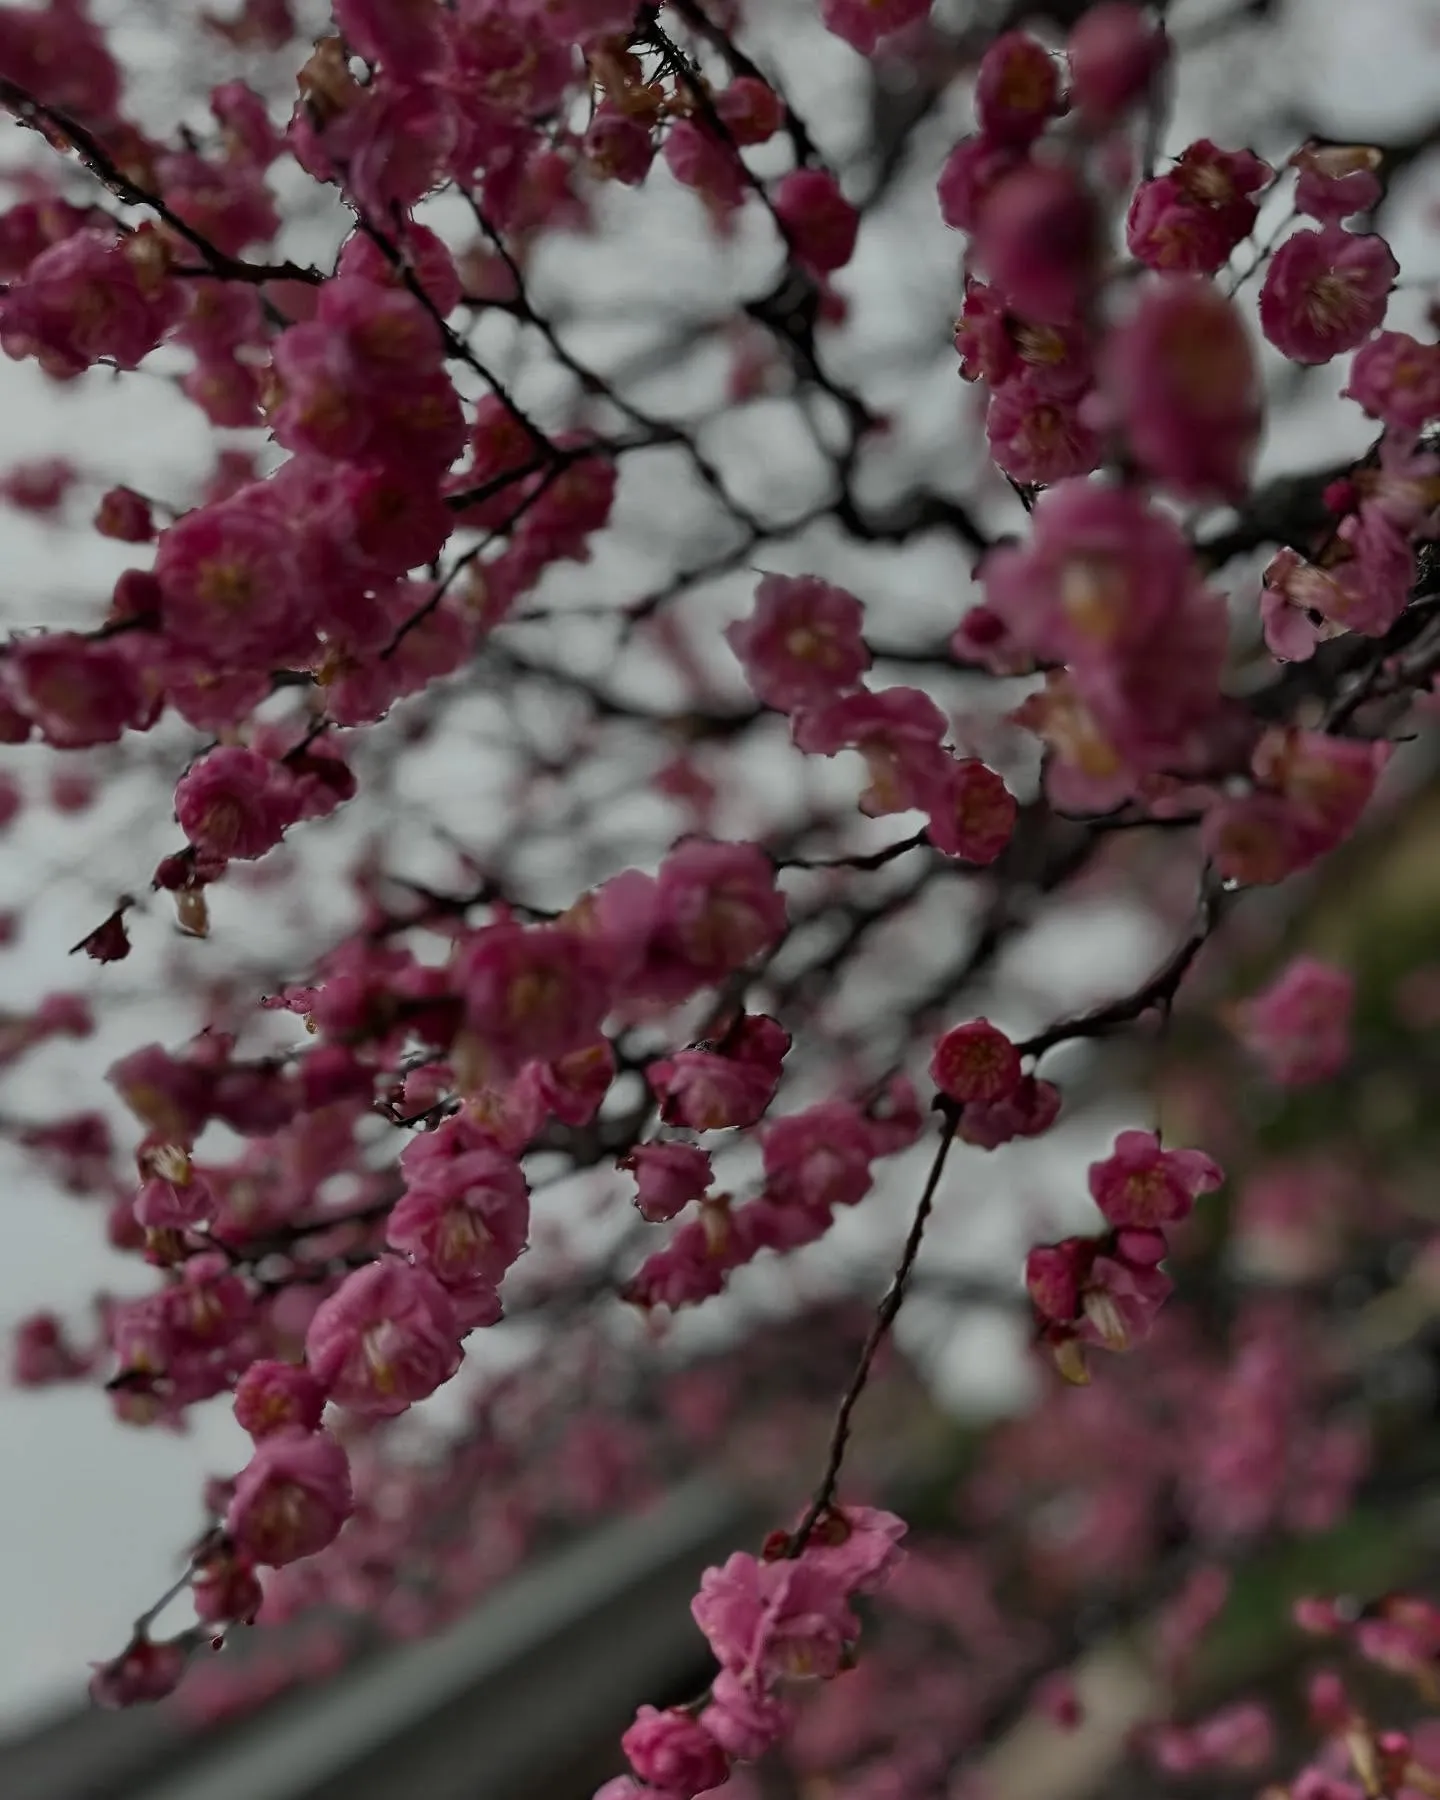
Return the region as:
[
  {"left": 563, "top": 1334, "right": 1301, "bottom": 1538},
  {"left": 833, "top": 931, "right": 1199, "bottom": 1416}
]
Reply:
[{"left": 622, "top": 1706, "right": 730, "bottom": 1798}]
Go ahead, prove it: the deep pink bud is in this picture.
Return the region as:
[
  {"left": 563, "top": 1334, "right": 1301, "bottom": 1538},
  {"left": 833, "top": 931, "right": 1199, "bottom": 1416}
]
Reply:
[
  {"left": 1067, "top": 2, "right": 1168, "bottom": 128},
  {"left": 774, "top": 170, "right": 860, "bottom": 277},
  {"left": 930, "top": 1019, "right": 1022, "bottom": 1105},
  {"left": 622, "top": 1706, "right": 730, "bottom": 1798}
]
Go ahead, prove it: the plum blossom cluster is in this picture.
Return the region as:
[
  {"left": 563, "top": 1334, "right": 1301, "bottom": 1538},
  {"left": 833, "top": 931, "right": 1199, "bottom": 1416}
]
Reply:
[
  {"left": 1025, "top": 1129, "right": 1222, "bottom": 1378},
  {"left": 2, "top": 0, "right": 1439, "bottom": 1772},
  {"left": 606, "top": 1505, "right": 906, "bottom": 1800}
]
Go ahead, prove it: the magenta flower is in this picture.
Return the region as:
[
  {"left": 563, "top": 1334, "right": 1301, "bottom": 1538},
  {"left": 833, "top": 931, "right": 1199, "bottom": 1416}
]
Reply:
[
  {"left": 937, "top": 135, "right": 1025, "bottom": 234},
  {"left": 703, "top": 1670, "right": 792, "bottom": 1760},
  {"left": 654, "top": 839, "right": 788, "bottom": 985},
  {"left": 1088, "top": 1128, "right": 1223, "bottom": 1230},
  {"left": 621, "top": 1706, "right": 730, "bottom": 1798},
  {"left": 455, "top": 922, "right": 615, "bottom": 1081},
  {"left": 976, "top": 32, "right": 1061, "bottom": 146},
  {"left": 792, "top": 686, "right": 949, "bottom": 816},
  {"left": 958, "top": 1073, "right": 1062, "bottom": 1150},
  {"left": 1126, "top": 141, "right": 1273, "bottom": 275},
  {"left": 305, "top": 1259, "right": 463, "bottom": 1416},
  {"left": 225, "top": 1428, "right": 353, "bottom": 1566},
  {"left": 1291, "top": 143, "right": 1384, "bottom": 223},
  {"left": 1, "top": 633, "right": 149, "bottom": 750},
  {"left": 761, "top": 1102, "right": 876, "bottom": 1213},
  {"left": 922, "top": 756, "right": 1018, "bottom": 865},
  {"left": 1101, "top": 277, "right": 1260, "bottom": 501},
  {"left": 975, "top": 162, "right": 1102, "bottom": 324},
  {"left": 620, "top": 1141, "right": 713, "bottom": 1223},
  {"left": 930, "top": 1019, "right": 1022, "bottom": 1106},
  {"left": 174, "top": 746, "right": 298, "bottom": 862},
  {"left": 691, "top": 1551, "right": 856, "bottom": 1683},
  {"left": 1230, "top": 956, "right": 1355, "bottom": 1087},
  {"left": 819, "top": 0, "right": 931, "bottom": 56},
  {"left": 985, "top": 375, "right": 1103, "bottom": 485},
  {"left": 89, "top": 1637, "right": 190, "bottom": 1710},
  {"left": 1344, "top": 330, "right": 1440, "bottom": 433},
  {"left": 1066, "top": 1, "right": 1169, "bottom": 128},
  {"left": 233, "top": 1359, "right": 327, "bottom": 1440},
  {"left": 389, "top": 1119, "right": 531, "bottom": 1286},
  {"left": 1259, "top": 226, "right": 1398, "bottom": 365},
  {"left": 726, "top": 572, "right": 871, "bottom": 713},
  {"left": 774, "top": 170, "right": 860, "bottom": 277}
]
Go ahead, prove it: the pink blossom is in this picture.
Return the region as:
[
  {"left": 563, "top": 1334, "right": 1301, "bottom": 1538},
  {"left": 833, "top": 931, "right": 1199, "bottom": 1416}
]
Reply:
[
  {"left": 174, "top": 746, "right": 298, "bottom": 862},
  {"left": 1076, "top": 1252, "right": 1174, "bottom": 1353},
  {"left": 985, "top": 375, "right": 1102, "bottom": 484},
  {"left": 716, "top": 77, "right": 785, "bottom": 147},
  {"left": 336, "top": 222, "right": 462, "bottom": 318},
  {"left": 190, "top": 1546, "right": 263, "bottom": 1627},
  {"left": 332, "top": 0, "right": 444, "bottom": 69},
  {"left": 1206, "top": 728, "right": 1389, "bottom": 884},
  {"left": 958, "top": 1072, "right": 1062, "bottom": 1149},
  {"left": 982, "top": 479, "right": 1192, "bottom": 665},
  {"left": 621, "top": 1141, "right": 713, "bottom": 1223},
  {"left": 974, "top": 162, "right": 1101, "bottom": 324},
  {"left": 797, "top": 1504, "right": 907, "bottom": 1593},
  {"left": 1088, "top": 1129, "right": 1223, "bottom": 1229},
  {"left": 819, "top": 0, "right": 931, "bottom": 57},
  {"left": 11, "top": 1311, "right": 90, "bottom": 1386},
  {"left": 389, "top": 1119, "right": 530, "bottom": 1286},
  {"left": 622, "top": 1706, "right": 730, "bottom": 1798},
  {"left": 455, "top": 923, "right": 614, "bottom": 1081},
  {"left": 95, "top": 486, "right": 154, "bottom": 542},
  {"left": 1066, "top": 1, "right": 1169, "bottom": 128},
  {"left": 1344, "top": 330, "right": 1440, "bottom": 433},
  {"left": 725, "top": 572, "right": 871, "bottom": 712},
  {"left": 1126, "top": 141, "right": 1273, "bottom": 275},
  {"left": 1292, "top": 144, "right": 1384, "bottom": 224},
  {"left": 703, "top": 1670, "right": 792, "bottom": 1759},
  {"left": 1259, "top": 226, "right": 1398, "bottom": 365},
  {"left": 937, "top": 136, "right": 1025, "bottom": 234},
  {"left": 922, "top": 756, "right": 1018, "bottom": 864},
  {"left": 1231, "top": 956, "right": 1355, "bottom": 1086},
  {"left": 1100, "top": 276, "right": 1260, "bottom": 501},
  {"left": 775, "top": 170, "right": 860, "bottom": 277},
  {"left": 654, "top": 839, "right": 788, "bottom": 985},
  {"left": 305, "top": 1259, "right": 463, "bottom": 1415},
  {"left": 792, "top": 687, "right": 949, "bottom": 815},
  {"left": 584, "top": 106, "right": 655, "bottom": 187},
  {"left": 762, "top": 1102, "right": 876, "bottom": 1213},
  {"left": 648, "top": 1016, "right": 789, "bottom": 1132},
  {"left": 931, "top": 1019, "right": 1022, "bottom": 1106},
  {"left": 226, "top": 1428, "right": 353, "bottom": 1566},
  {"left": 154, "top": 489, "right": 309, "bottom": 666},
  {"left": 0, "top": 229, "right": 179, "bottom": 378},
  {"left": 233, "top": 1359, "right": 327, "bottom": 1439},
  {"left": 1, "top": 632, "right": 148, "bottom": 749},
  {"left": 663, "top": 119, "right": 747, "bottom": 213},
  {"left": 692, "top": 1550, "right": 857, "bottom": 1682},
  {"left": 975, "top": 33, "right": 1061, "bottom": 146}
]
